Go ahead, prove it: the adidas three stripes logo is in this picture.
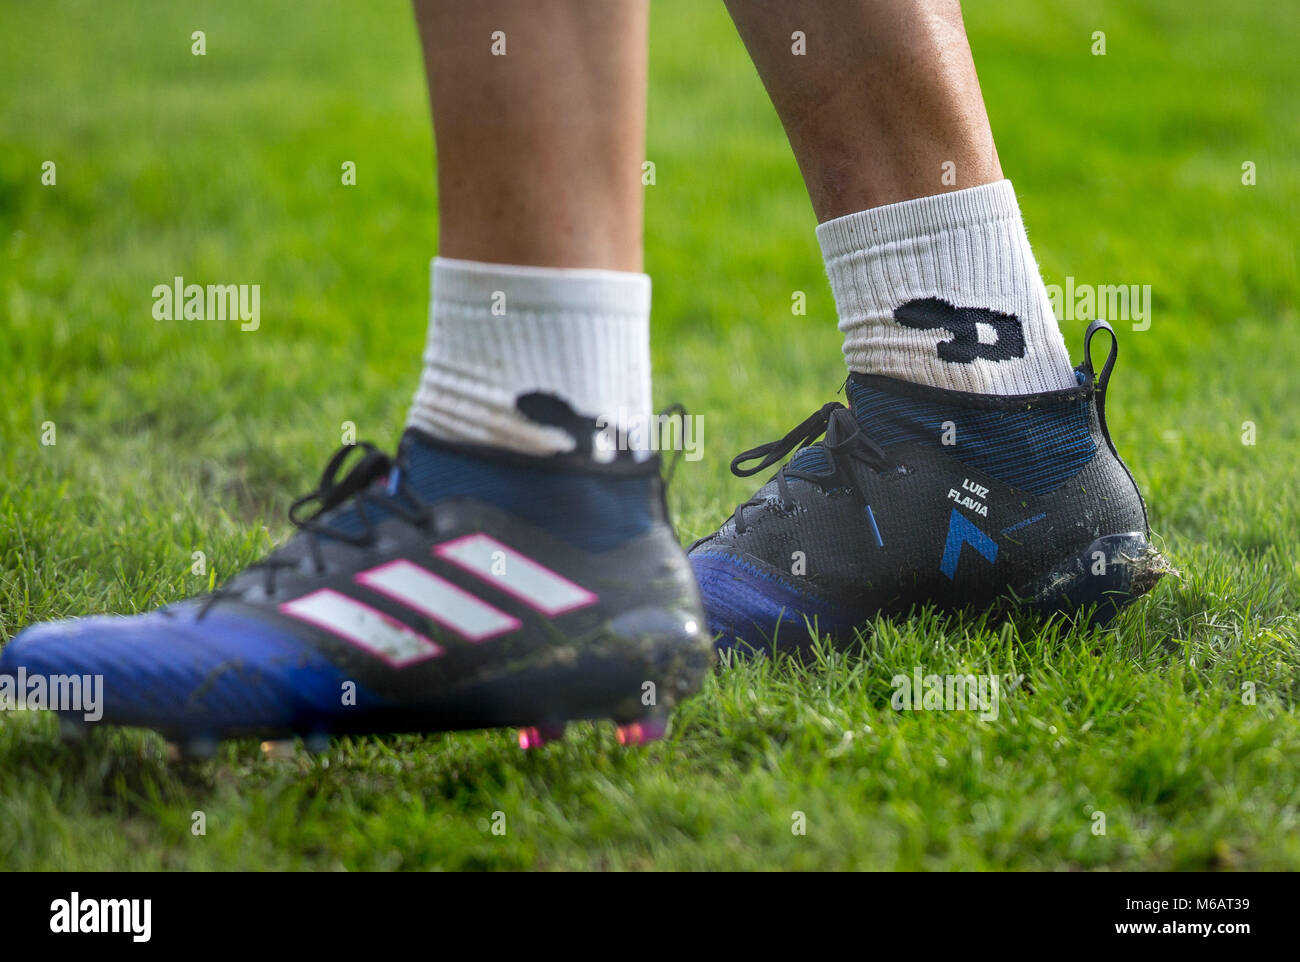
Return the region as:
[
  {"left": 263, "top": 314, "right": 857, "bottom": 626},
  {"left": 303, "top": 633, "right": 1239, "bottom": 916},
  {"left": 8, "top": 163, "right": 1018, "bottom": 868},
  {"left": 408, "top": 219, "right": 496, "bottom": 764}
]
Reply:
[{"left": 279, "top": 534, "right": 597, "bottom": 668}]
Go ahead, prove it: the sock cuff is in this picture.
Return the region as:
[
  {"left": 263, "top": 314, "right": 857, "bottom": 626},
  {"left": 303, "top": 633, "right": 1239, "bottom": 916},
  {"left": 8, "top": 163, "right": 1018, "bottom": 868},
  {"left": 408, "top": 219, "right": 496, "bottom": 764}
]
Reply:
[
  {"left": 816, "top": 179, "right": 1022, "bottom": 263},
  {"left": 411, "top": 256, "right": 654, "bottom": 458},
  {"left": 432, "top": 257, "right": 651, "bottom": 319}
]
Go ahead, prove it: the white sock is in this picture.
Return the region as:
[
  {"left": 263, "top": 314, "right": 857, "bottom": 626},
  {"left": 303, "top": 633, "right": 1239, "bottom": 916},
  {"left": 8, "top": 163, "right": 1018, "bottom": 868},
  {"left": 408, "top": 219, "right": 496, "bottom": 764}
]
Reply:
[
  {"left": 406, "top": 257, "right": 652, "bottom": 457},
  {"left": 816, "top": 179, "right": 1076, "bottom": 396}
]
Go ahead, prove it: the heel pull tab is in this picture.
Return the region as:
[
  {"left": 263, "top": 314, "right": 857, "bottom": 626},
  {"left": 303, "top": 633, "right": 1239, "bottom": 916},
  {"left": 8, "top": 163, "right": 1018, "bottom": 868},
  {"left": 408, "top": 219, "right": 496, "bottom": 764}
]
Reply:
[{"left": 1081, "top": 319, "right": 1119, "bottom": 451}]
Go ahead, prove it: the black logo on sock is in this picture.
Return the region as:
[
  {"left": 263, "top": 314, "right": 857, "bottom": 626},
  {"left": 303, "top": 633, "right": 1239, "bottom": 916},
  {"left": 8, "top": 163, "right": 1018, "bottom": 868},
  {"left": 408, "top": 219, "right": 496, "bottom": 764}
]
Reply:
[
  {"left": 516, "top": 391, "right": 601, "bottom": 455},
  {"left": 893, "top": 297, "right": 1026, "bottom": 364}
]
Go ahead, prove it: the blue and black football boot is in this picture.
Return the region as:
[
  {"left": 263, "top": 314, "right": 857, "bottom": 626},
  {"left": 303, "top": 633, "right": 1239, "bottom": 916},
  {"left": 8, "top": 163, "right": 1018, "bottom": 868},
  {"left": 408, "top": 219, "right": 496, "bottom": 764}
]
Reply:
[
  {"left": 690, "top": 320, "right": 1170, "bottom": 652},
  {"left": 0, "top": 419, "right": 713, "bottom": 753}
]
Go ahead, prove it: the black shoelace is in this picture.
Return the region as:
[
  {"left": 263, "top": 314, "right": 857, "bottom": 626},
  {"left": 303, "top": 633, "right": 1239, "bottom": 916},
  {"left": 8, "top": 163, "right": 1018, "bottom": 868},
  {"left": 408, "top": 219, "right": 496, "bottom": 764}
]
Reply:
[
  {"left": 196, "top": 441, "right": 431, "bottom": 617},
  {"left": 724, "top": 402, "right": 890, "bottom": 535}
]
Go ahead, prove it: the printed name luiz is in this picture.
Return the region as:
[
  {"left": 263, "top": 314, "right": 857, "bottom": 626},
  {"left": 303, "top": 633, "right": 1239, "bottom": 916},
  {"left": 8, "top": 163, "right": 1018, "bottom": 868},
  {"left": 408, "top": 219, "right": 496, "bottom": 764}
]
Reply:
[{"left": 947, "top": 478, "right": 989, "bottom": 517}]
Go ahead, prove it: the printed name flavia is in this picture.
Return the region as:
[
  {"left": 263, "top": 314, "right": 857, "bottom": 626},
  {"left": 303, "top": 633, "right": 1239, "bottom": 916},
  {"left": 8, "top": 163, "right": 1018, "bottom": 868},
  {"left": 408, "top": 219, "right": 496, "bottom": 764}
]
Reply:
[{"left": 946, "top": 477, "right": 989, "bottom": 517}]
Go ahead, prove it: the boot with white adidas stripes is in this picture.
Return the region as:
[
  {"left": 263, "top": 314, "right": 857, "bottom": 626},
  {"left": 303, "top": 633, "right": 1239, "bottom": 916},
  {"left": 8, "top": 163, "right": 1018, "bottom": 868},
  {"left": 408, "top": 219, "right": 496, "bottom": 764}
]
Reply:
[{"left": 0, "top": 427, "right": 713, "bottom": 754}]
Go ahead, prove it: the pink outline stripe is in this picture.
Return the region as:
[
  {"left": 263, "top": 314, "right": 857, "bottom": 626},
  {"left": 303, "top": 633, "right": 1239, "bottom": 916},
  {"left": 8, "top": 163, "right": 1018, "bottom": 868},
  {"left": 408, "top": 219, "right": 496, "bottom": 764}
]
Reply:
[
  {"left": 280, "top": 588, "right": 442, "bottom": 669},
  {"left": 434, "top": 534, "right": 598, "bottom": 616},
  {"left": 355, "top": 560, "right": 520, "bottom": 642}
]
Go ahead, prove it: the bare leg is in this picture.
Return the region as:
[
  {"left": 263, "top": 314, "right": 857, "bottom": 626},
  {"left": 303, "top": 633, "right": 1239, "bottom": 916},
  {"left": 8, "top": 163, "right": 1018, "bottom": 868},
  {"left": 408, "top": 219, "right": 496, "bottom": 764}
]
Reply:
[
  {"left": 414, "top": 0, "right": 648, "bottom": 270},
  {"left": 724, "top": 0, "right": 1002, "bottom": 221},
  {"left": 407, "top": 1, "right": 655, "bottom": 457}
]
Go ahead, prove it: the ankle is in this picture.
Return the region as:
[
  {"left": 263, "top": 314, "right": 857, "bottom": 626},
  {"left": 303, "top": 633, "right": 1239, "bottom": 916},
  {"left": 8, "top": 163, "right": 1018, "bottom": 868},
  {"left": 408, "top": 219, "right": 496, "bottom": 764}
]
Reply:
[{"left": 846, "top": 372, "right": 1098, "bottom": 495}]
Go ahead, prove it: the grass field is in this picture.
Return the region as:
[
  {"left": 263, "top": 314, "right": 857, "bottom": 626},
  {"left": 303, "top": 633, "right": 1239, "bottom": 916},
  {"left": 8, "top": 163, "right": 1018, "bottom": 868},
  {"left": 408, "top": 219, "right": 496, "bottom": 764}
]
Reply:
[{"left": 1, "top": 0, "right": 1298, "bottom": 870}]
